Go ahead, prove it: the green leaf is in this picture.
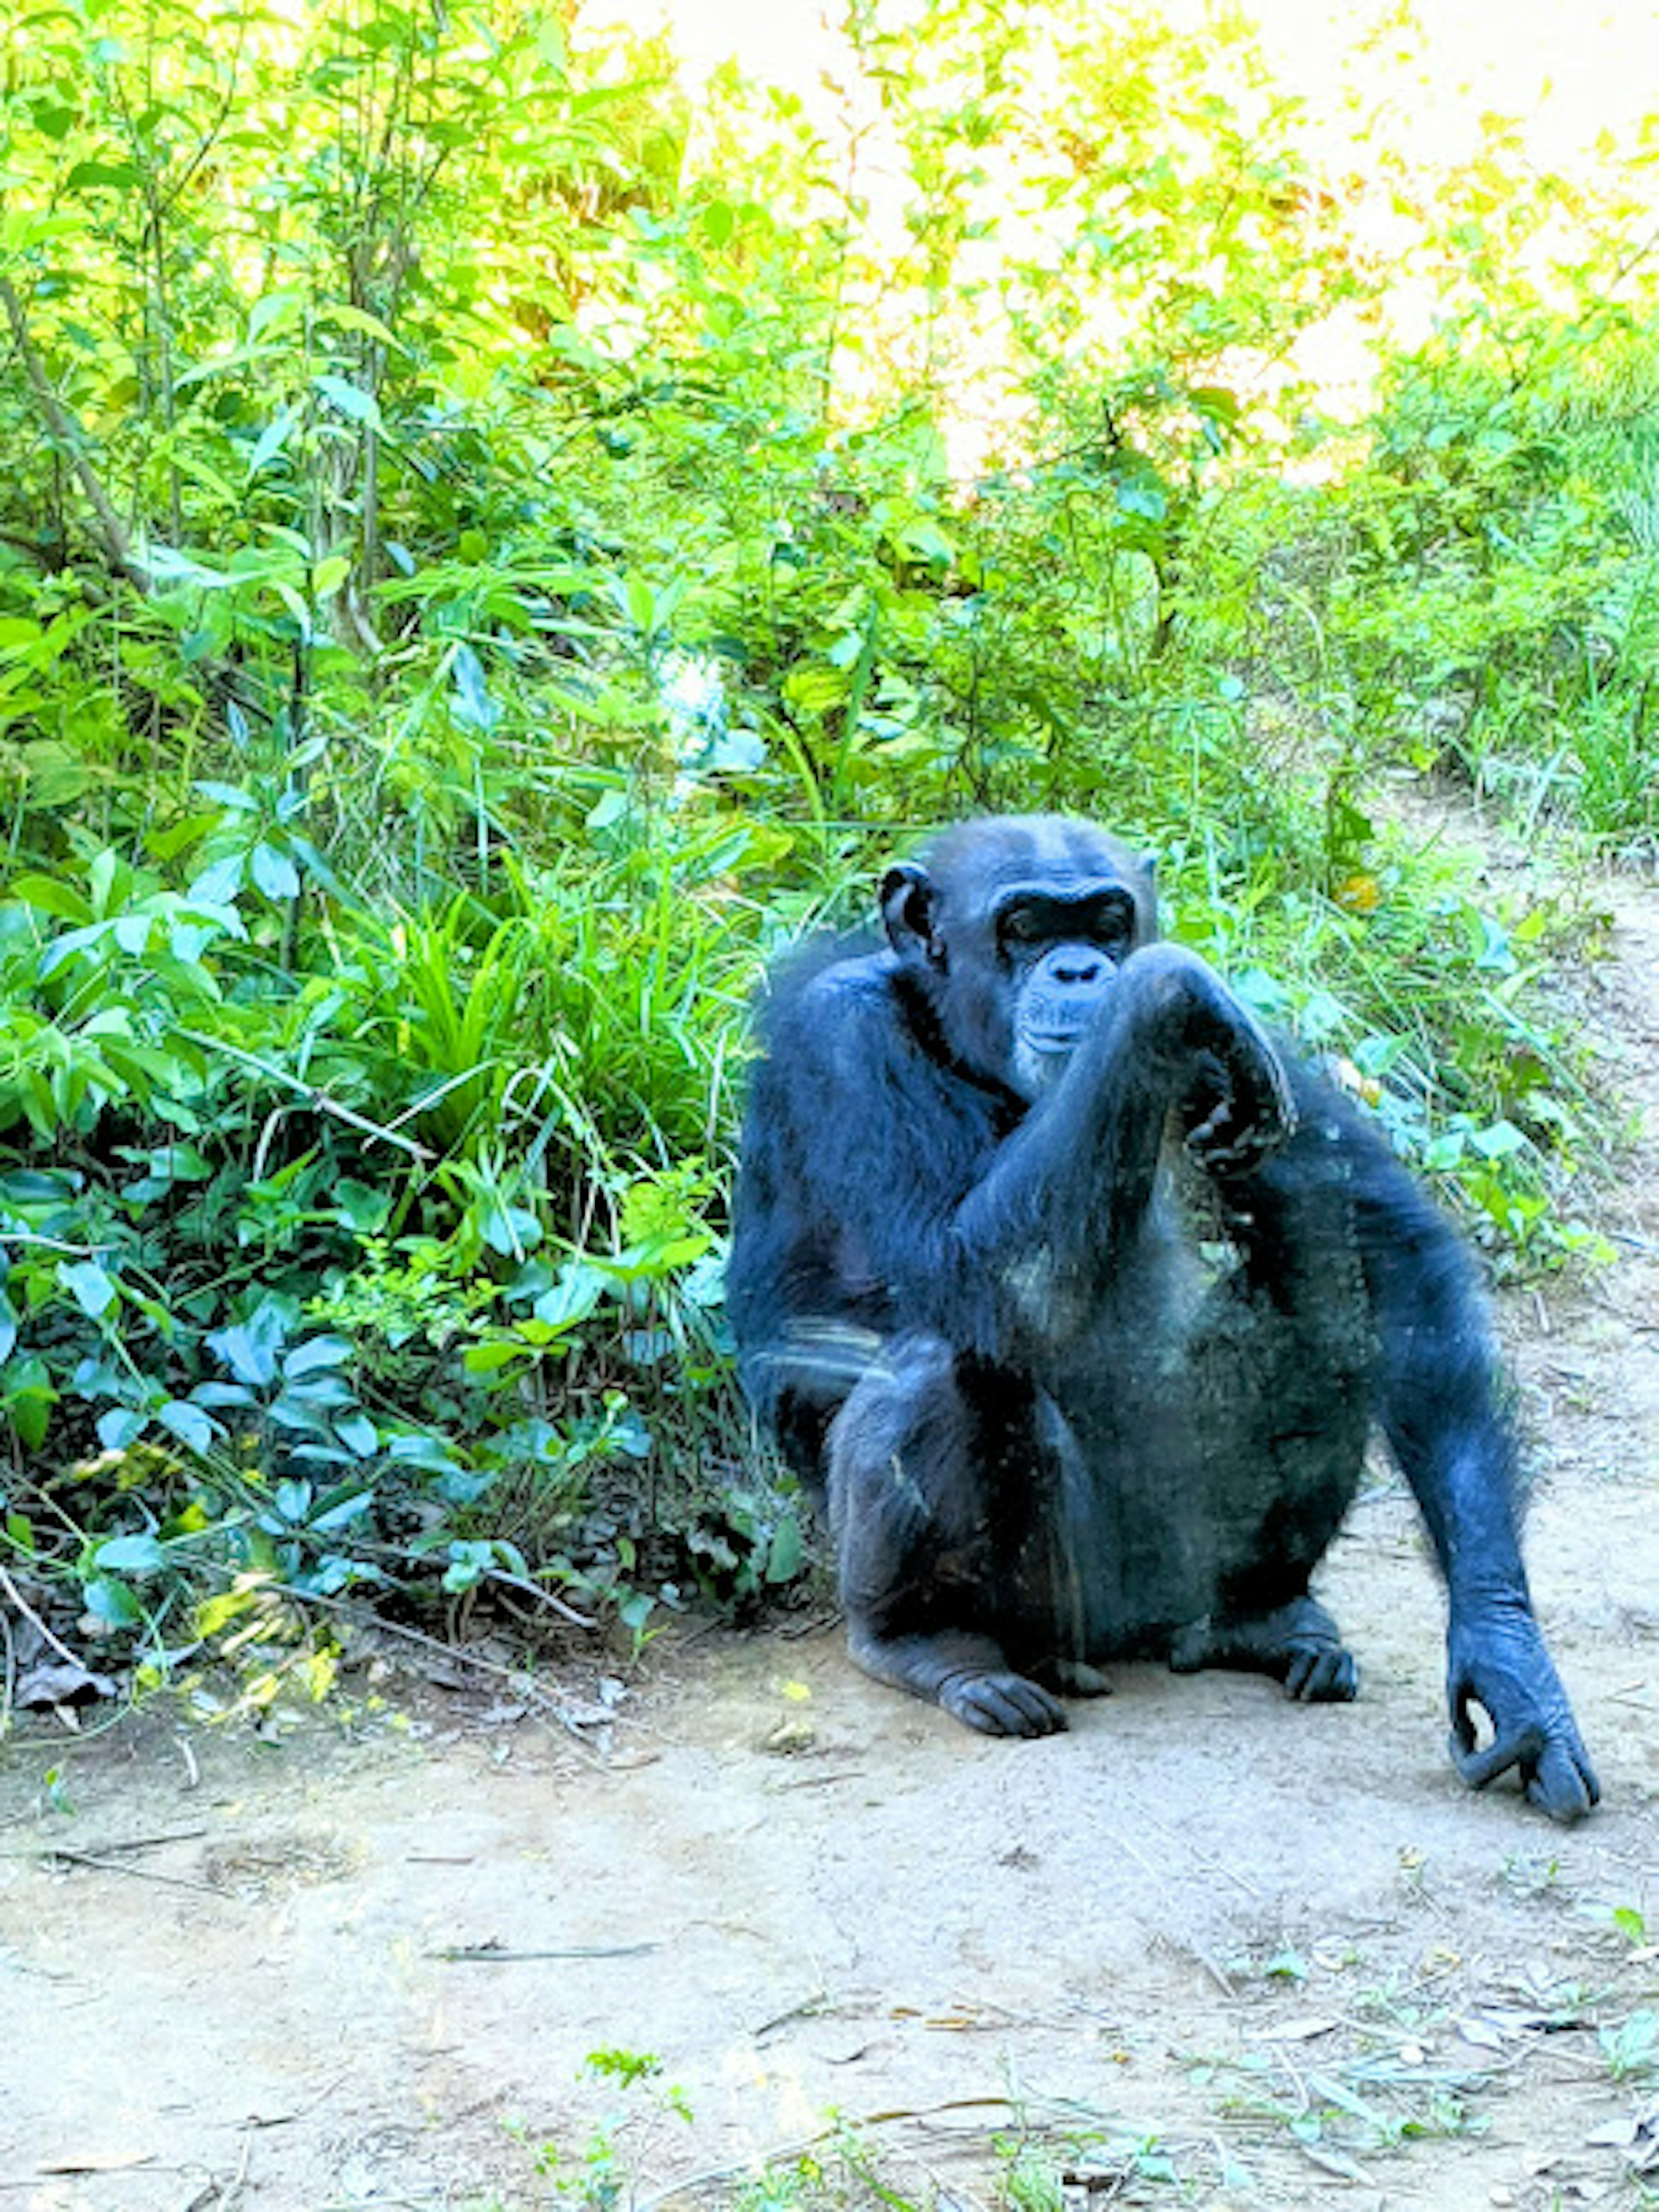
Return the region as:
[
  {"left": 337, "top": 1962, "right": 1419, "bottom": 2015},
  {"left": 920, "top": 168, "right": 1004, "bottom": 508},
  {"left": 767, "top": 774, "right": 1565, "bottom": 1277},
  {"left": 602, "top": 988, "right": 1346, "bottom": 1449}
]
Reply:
[
  {"left": 331, "top": 1179, "right": 391, "bottom": 1232},
  {"left": 531, "top": 1265, "right": 605, "bottom": 1333},
  {"left": 765, "top": 1513, "right": 803, "bottom": 1583},
  {"left": 97, "top": 1407, "right": 149, "bottom": 1450},
  {"left": 310, "top": 1484, "right": 375, "bottom": 1530},
  {"left": 463, "top": 1339, "right": 529, "bottom": 1373},
  {"left": 271, "top": 578, "right": 311, "bottom": 633},
  {"left": 209, "top": 1301, "right": 289, "bottom": 1386},
  {"left": 250, "top": 842, "right": 301, "bottom": 900},
  {"left": 315, "top": 302, "right": 406, "bottom": 349},
  {"left": 246, "top": 403, "right": 301, "bottom": 480},
  {"left": 196, "top": 1587, "right": 259, "bottom": 1637},
  {"left": 190, "top": 855, "right": 246, "bottom": 904},
  {"left": 332, "top": 1412, "right": 379, "bottom": 1459},
  {"left": 442, "top": 1538, "right": 494, "bottom": 1592},
  {"left": 248, "top": 290, "right": 303, "bottom": 343},
  {"left": 66, "top": 159, "right": 146, "bottom": 191},
  {"left": 6, "top": 874, "right": 91, "bottom": 921},
  {"left": 480, "top": 1201, "right": 543, "bottom": 1257},
  {"left": 268, "top": 1388, "right": 343, "bottom": 1431},
  {"left": 156, "top": 1400, "right": 216, "bottom": 1454},
  {"left": 1115, "top": 476, "right": 1168, "bottom": 523},
  {"left": 11, "top": 1395, "right": 50, "bottom": 1451},
  {"left": 7, "top": 1356, "right": 56, "bottom": 1451},
  {"left": 59, "top": 1259, "right": 118, "bottom": 1317},
  {"left": 283, "top": 1335, "right": 353, "bottom": 1378},
  {"left": 313, "top": 373, "right": 381, "bottom": 428},
  {"left": 94, "top": 1532, "right": 168, "bottom": 1575},
  {"left": 273, "top": 1478, "right": 312, "bottom": 1523},
  {"left": 84, "top": 1576, "right": 142, "bottom": 1625},
  {"left": 1470, "top": 1119, "right": 1526, "bottom": 1159}
]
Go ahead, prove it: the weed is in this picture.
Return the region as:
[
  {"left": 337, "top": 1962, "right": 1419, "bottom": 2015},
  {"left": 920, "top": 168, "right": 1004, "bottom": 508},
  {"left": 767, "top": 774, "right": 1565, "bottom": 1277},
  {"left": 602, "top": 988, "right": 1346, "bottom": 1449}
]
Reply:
[{"left": 1604, "top": 2015, "right": 1659, "bottom": 2086}]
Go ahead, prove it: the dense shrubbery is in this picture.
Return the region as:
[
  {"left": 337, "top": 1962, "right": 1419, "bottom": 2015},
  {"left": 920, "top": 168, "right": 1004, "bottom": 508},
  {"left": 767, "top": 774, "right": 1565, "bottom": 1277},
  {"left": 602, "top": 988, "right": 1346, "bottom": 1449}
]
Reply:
[{"left": 0, "top": 0, "right": 1649, "bottom": 1707}]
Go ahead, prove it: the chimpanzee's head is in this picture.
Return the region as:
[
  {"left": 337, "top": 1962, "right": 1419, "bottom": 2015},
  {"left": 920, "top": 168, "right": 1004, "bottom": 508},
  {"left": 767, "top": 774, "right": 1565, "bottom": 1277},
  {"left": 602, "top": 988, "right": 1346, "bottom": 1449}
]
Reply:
[{"left": 881, "top": 816, "right": 1159, "bottom": 1100}]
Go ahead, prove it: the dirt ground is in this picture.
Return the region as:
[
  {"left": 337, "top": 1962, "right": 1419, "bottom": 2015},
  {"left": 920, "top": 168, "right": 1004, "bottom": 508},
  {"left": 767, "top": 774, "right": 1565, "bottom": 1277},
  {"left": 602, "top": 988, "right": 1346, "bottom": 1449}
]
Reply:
[{"left": 2, "top": 849, "right": 1655, "bottom": 2212}]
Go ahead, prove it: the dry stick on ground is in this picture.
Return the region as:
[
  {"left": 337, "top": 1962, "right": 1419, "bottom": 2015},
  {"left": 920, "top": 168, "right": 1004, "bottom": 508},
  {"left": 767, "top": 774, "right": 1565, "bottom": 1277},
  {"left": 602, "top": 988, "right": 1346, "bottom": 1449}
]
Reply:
[
  {"left": 636, "top": 2096, "right": 1184, "bottom": 2212},
  {"left": 0, "top": 1564, "right": 87, "bottom": 1676},
  {"left": 0, "top": 1825, "right": 208, "bottom": 1861},
  {"left": 0, "top": 275, "right": 150, "bottom": 592},
  {"left": 1107, "top": 1825, "right": 1237, "bottom": 1994},
  {"left": 635, "top": 2102, "right": 1014, "bottom": 2212},
  {"left": 273, "top": 1583, "right": 608, "bottom": 1760},
  {"left": 427, "top": 1941, "right": 659, "bottom": 1962},
  {"left": 26, "top": 1847, "right": 226, "bottom": 1898},
  {"left": 0, "top": 1600, "right": 12, "bottom": 1740}
]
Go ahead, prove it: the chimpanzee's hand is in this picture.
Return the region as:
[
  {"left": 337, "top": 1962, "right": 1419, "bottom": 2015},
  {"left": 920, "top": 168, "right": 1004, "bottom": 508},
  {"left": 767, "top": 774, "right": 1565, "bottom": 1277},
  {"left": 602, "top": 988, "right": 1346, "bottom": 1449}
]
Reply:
[
  {"left": 1446, "top": 1601, "right": 1599, "bottom": 1823},
  {"left": 1182, "top": 1023, "right": 1297, "bottom": 1180}
]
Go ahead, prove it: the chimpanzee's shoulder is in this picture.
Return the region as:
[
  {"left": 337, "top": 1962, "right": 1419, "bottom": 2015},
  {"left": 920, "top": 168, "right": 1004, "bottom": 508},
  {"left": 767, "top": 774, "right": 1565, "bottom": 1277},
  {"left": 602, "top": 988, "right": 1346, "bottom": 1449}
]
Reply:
[{"left": 758, "top": 935, "right": 900, "bottom": 1038}]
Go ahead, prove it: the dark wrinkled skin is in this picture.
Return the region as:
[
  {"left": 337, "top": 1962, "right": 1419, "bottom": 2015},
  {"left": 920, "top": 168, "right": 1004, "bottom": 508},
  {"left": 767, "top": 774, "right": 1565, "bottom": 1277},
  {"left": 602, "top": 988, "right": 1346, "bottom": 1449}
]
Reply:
[{"left": 728, "top": 816, "right": 1598, "bottom": 1823}]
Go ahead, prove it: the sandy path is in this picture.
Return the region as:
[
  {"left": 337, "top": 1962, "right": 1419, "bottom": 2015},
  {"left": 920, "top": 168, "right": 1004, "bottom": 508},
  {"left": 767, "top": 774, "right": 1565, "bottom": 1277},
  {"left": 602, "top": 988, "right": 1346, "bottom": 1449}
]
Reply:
[{"left": 0, "top": 868, "right": 1653, "bottom": 2212}]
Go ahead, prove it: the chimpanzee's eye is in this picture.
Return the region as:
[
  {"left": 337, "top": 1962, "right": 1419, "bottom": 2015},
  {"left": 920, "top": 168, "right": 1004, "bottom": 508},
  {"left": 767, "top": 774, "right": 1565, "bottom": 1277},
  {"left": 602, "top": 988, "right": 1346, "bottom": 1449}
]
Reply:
[{"left": 1000, "top": 905, "right": 1046, "bottom": 946}]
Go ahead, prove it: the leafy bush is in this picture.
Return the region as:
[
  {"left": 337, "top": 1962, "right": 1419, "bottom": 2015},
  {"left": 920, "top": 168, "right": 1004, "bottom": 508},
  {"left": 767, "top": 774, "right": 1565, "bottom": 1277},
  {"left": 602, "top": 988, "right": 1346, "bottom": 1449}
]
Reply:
[{"left": 0, "top": 0, "right": 1643, "bottom": 1711}]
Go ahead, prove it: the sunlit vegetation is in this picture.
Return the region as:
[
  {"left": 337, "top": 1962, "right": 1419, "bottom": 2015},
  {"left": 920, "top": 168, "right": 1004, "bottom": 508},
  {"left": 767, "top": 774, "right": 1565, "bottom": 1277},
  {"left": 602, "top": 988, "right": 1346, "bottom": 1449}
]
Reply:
[{"left": 0, "top": 0, "right": 1650, "bottom": 1697}]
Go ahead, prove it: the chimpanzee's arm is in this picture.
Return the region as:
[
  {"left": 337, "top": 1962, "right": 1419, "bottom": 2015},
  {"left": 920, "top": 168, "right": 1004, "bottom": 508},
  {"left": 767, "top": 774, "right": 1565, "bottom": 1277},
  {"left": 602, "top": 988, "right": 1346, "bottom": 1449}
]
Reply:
[
  {"left": 1342, "top": 1104, "right": 1599, "bottom": 1822},
  {"left": 755, "top": 944, "right": 1289, "bottom": 1353}
]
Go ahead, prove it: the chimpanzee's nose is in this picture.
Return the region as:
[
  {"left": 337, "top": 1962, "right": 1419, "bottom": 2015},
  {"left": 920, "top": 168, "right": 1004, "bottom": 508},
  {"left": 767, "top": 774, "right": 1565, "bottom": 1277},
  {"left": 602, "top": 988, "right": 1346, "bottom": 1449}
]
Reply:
[{"left": 1052, "top": 947, "right": 1104, "bottom": 985}]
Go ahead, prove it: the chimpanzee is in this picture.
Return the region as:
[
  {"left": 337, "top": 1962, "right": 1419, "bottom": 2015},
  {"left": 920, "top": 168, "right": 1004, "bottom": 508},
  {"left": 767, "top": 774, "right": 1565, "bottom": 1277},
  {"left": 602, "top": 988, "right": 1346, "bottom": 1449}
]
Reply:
[{"left": 726, "top": 815, "right": 1598, "bottom": 1822}]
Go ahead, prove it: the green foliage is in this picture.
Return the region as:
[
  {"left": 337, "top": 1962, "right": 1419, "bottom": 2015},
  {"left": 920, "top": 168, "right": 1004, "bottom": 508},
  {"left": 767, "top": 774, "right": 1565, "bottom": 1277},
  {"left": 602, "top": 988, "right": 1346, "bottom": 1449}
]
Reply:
[
  {"left": 0, "top": 0, "right": 1645, "bottom": 1704},
  {"left": 515, "top": 2047, "right": 693, "bottom": 2209},
  {"left": 1603, "top": 2014, "right": 1659, "bottom": 2087}
]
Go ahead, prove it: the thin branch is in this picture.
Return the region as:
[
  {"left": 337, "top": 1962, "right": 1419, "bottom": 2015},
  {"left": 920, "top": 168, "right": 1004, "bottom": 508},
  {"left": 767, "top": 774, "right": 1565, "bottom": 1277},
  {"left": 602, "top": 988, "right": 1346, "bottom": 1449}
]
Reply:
[
  {"left": 0, "top": 1599, "right": 12, "bottom": 1742},
  {"left": 32, "top": 1847, "right": 226, "bottom": 1897},
  {"left": 175, "top": 1029, "right": 434, "bottom": 1158},
  {"left": 0, "top": 1563, "right": 85, "bottom": 1672},
  {"left": 0, "top": 274, "right": 148, "bottom": 591}
]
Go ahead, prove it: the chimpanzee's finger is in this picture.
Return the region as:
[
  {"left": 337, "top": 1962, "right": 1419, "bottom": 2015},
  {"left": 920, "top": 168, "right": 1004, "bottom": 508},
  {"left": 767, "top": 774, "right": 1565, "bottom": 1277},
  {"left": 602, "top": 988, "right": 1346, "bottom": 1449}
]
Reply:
[
  {"left": 1524, "top": 1738, "right": 1600, "bottom": 1824},
  {"left": 1449, "top": 1708, "right": 1546, "bottom": 1791}
]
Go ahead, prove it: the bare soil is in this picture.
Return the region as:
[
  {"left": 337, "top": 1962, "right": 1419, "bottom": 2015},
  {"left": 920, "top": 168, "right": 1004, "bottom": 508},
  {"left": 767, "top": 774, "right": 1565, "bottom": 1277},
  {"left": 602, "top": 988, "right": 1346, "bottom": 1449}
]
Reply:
[{"left": 3, "top": 853, "right": 1655, "bottom": 2212}]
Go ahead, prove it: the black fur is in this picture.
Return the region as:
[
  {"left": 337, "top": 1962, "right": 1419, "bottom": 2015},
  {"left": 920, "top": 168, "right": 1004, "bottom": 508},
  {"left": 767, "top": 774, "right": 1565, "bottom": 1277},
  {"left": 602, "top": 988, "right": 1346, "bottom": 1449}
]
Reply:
[{"left": 727, "top": 816, "right": 1597, "bottom": 1820}]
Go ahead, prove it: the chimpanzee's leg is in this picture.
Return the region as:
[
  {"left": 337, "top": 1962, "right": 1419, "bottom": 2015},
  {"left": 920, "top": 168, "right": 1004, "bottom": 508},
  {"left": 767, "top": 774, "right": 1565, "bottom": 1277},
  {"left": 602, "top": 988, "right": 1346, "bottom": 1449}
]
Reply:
[
  {"left": 1164, "top": 1109, "right": 1375, "bottom": 1703},
  {"left": 827, "top": 1333, "right": 1073, "bottom": 1737}
]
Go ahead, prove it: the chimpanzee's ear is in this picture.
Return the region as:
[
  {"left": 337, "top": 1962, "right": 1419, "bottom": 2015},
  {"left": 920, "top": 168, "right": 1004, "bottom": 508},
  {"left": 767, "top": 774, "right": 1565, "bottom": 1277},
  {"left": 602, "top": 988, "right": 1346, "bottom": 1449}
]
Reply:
[
  {"left": 880, "top": 861, "right": 941, "bottom": 964},
  {"left": 1134, "top": 852, "right": 1160, "bottom": 944}
]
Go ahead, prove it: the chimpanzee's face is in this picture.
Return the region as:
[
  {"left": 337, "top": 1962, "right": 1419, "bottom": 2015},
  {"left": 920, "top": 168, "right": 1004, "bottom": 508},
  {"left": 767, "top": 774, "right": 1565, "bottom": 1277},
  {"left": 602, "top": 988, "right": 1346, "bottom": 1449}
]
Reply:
[{"left": 881, "top": 817, "right": 1158, "bottom": 1101}]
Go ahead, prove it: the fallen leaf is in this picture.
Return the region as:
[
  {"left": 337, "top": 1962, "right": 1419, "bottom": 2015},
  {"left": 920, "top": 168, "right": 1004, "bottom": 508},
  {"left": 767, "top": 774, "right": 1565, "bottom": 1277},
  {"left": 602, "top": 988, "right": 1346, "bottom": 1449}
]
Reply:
[{"left": 16, "top": 1657, "right": 119, "bottom": 1708}]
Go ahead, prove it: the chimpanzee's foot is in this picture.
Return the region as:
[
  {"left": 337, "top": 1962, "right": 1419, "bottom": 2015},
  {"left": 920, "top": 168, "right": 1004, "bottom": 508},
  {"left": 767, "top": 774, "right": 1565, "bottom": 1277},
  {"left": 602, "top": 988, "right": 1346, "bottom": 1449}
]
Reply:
[
  {"left": 1031, "top": 1656, "right": 1113, "bottom": 1698},
  {"left": 846, "top": 1626, "right": 1069, "bottom": 1737},
  {"left": 939, "top": 1667, "right": 1070, "bottom": 1736},
  {"left": 1169, "top": 1596, "right": 1358, "bottom": 1703}
]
